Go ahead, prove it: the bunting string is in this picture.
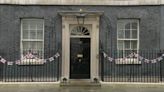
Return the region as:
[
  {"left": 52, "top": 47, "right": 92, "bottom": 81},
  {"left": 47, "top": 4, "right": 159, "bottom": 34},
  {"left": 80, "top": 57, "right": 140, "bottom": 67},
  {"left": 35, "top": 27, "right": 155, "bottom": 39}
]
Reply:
[
  {"left": 0, "top": 52, "right": 60, "bottom": 65},
  {"left": 102, "top": 52, "right": 164, "bottom": 63}
]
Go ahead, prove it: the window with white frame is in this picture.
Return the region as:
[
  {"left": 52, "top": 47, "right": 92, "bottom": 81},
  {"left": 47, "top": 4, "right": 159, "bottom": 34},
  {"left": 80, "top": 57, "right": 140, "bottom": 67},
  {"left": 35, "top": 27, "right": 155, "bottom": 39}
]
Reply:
[
  {"left": 117, "top": 19, "right": 139, "bottom": 57},
  {"left": 21, "top": 19, "right": 44, "bottom": 59}
]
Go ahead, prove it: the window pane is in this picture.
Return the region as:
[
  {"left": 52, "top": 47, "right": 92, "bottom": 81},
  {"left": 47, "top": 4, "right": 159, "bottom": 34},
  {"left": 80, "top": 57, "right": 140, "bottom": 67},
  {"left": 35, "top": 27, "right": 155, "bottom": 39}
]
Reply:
[
  {"left": 22, "top": 23, "right": 28, "bottom": 30},
  {"left": 125, "top": 29, "right": 130, "bottom": 38},
  {"left": 132, "top": 30, "right": 137, "bottom": 39},
  {"left": 118, "top": 30, "right": 124, "bottom": 38},
  {"left": 23, "top": 30, "right": 29, "bottom": 39},
  {"left": 124, "top": 50, "right": 132, "bottom": 57},
  {"left": 30, "top": 30, "right": 37, "bottom": 39},
  {"left": 132, "top": 22, "right": 138, "bottom": 29},
  {"left": 117, "top": 50, "right": 124, "bottom": 58},
  {"left": 124, "top": 41, "right": 130, "bottom": 49},
  {"left": 22, "top": 41, "right": 43, "bottom": 50},
  {"left": 125, "top": 23, "right": 130, "bottom": 29},
  {"left": 22, "top": 19, "right": 44, "bottom": 40},
  {"left": 118, "top": 40, "right": 124, "bottom": 50},
  {"left": 22, "top": 42, "right": 29, "bottom": 50},
  {"left": 131, "top": 41, "right": 137, "bottom": 49},
  {"left": 37, "top": 22, "right": 43, "bottom": 30},
  {"left": 118, "top": 22, "right": 125, "bottom": 30},
  {"left": 37, "top": 30, "right": 43, "bottom": 39},
  {"left": 30, "top": 20, "right": 39, "bottom": 29},
  {"left": 22, "top": 41, "right": 43, "bottom": 58}
]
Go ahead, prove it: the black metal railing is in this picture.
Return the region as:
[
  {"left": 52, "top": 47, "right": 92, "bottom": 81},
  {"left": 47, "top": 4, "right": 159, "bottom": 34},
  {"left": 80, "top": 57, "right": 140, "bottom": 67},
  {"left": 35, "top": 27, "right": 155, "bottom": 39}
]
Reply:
[
  {"left": 0, "top": 50, "right": 60, "bottom": 82},
  {"left": 101, "top": 50, "right": 164, "bottom": 83},
  {"left": 0, "top": 50, "right": 164, "bottom": 83}
]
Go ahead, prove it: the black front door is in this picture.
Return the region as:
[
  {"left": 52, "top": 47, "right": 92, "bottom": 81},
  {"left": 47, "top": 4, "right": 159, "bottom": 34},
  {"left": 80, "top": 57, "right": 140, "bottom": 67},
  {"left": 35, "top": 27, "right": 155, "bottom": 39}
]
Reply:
[{"left": 70, "top": 38, "right": 90, "bottom": 79}]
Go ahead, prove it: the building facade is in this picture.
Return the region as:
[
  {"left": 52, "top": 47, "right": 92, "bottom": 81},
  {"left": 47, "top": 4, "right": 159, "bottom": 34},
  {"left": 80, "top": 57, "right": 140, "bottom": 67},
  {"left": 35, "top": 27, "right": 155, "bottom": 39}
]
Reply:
[{"left": 0, "top": 0, "right": 164, "bottom": 83}]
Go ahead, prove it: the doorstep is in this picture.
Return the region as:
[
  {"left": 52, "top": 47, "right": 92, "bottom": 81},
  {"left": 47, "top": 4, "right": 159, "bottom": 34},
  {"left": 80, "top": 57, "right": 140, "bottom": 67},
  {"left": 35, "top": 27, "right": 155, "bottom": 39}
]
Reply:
[{"left": 60, "top": 79, "right": 101, "bottom": 87}]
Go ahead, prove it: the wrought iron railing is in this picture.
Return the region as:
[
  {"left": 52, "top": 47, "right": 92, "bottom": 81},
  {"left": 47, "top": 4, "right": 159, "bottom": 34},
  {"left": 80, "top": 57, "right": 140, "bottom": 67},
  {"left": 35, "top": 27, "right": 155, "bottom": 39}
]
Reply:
[
  {"left": 0, "top": 50, "right": 164, "bottom": 83},
  {"left": 101, "top": 50, "right": 164, "bottom": 83},
  {"left": 0, "top": 50, "right": 60, "bottom": 82}
]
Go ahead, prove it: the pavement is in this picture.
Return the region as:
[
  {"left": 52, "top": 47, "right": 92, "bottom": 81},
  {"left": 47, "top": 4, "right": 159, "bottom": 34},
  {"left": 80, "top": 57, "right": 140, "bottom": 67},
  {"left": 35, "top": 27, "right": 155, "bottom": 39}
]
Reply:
[{"left": 0, "top": 83, "right": 163, "bottom": 92}]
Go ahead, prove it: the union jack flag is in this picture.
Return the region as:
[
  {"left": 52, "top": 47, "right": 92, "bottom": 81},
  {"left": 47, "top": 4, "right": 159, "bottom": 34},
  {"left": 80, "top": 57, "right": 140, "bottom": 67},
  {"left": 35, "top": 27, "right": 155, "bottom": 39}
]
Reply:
[
  {"left": 0, "top": 56, "right": 6, "bottom": 64},
  {"left": 23, "top": 52, "right": 37, "bottom": 59},
  {"left": 54, "top": 52, "right": 60, "bottom": 58}
]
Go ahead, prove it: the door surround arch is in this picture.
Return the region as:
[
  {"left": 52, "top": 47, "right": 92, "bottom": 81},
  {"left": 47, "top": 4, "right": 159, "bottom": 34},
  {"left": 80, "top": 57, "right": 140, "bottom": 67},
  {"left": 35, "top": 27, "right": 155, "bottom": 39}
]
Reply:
[{"left": 59, "top": 11, "right": 103, "bottom": 82}]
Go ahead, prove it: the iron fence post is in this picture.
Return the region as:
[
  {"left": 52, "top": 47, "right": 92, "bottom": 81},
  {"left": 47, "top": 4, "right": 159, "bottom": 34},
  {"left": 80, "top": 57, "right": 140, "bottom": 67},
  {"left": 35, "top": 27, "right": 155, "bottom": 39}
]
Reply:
[
  {"left": 101, "top": 51, "right": 104, "bottom": 81},
  {"left": 160, "top": 56, "right": 163, "bottom": 82},
  {"left": 57, "top": 57, "right": 59, "bottom": 81},
  {"left": 0, "top": 62, "right": 4, "bottom": 81}
]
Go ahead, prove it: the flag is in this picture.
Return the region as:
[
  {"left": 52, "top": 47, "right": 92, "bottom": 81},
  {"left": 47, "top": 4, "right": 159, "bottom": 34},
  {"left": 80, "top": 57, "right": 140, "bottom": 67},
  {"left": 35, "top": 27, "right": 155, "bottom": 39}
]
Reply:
[
  {"left": 49, "top": 57, "right": 54, "bottom": 62},
  {"left": 157, "top": 57, "right": 163, "bottom": 61},
  {"left": 134, "top": 53, "right": 138, "bottom": 58},
  {"left": 15, "top": 60, "right": 21, "bottom": 64},
  {"left": 139, "top": 56, "right": 144, "bottom": 61},
  {"left": 43, "top": 59, "right": 47, "bottom": 63},
  {"left": 0, "top": 57, "right": 6, "bottom": 64},
  {"left": 24, "top": 52, "right": 36, "bottom": 59},
  {"left": 128, "top": 53, "right": 134, "bottom": 58},
  {"left": 107, "top": 57, "right": 114, "bottom": 62},
  {"left": 7, "top": 62, "right": 13, "bottom": 65},
  {"left": 151, "top": 59, "right": 157, "bottom": 63},
  {"left": 122, "top": 57, "right": 126, "bottom": 61},
  {"left": 144, "top": 59, "right": 150, "bottom": 63},
  {"left": 103, "top": 52, "right": 107, "bottom": 58},
  {"left": 54, "top": 52, "right": 60, "bottom": 58},
  {"left": 162, "top": 54, "right": 164, "bottom": 57}
]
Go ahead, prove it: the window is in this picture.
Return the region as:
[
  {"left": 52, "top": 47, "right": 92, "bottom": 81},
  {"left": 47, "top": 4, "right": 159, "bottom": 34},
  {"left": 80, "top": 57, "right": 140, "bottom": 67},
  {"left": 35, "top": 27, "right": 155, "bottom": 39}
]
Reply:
[
  {"left": 71, "top": 26, "right": 90, "bottom": 36},
  {"left": 117, "top": 19, "right": 139, "bottom": 57},
  {"left": 21, "top": 19, "right": 44, "bottom": 59}
]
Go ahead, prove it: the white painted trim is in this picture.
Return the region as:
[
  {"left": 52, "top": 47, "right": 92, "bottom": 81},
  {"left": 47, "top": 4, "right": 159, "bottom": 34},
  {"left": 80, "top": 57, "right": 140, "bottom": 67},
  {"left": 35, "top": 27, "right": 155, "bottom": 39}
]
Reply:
[
  {"left": 0, "top": 0, "right": 162, "bottom": 5},
  {"left": 70, "top": 36, "right": 91, "bottom": 38},
  {"left": 20, "top": 19, "right": 44, "bottom": 59},
  {"left": 100, "top": 82, "right": 164, "bottom": 85},
  {"left": 61, "top": 16, "right": 100, "bottom": 82},
  {"left": 117, "top": 19, "right": 139, "bottom": 57},
  {"left": 0, "top": 82, "right": 60, "bottom": 85}
]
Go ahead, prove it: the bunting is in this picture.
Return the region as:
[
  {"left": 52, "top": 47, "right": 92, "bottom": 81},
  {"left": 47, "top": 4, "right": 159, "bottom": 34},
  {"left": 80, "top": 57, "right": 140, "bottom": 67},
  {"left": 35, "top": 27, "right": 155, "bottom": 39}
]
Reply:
[
  {"left": 0, "top": 52, "right": 60, "bottom": 65},
  {"left": 102, "top": 51, "right": 164, "bottom": 63}
]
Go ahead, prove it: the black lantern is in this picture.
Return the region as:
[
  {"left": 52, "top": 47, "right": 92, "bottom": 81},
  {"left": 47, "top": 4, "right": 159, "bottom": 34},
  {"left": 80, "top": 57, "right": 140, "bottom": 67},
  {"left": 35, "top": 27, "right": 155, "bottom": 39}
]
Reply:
[{"left": 76, "top": 9, "right": 87, "bottom": 25}]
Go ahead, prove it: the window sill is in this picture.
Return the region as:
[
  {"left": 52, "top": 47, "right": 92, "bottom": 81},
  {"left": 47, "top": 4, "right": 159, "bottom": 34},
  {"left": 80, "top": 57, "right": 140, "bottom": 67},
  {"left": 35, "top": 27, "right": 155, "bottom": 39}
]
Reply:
[
  {"left": 115, "top": 58, "right": 141, "bottom": 64},
  {"left": 16, "top": 59, "right": 45, "bottom": 65}
]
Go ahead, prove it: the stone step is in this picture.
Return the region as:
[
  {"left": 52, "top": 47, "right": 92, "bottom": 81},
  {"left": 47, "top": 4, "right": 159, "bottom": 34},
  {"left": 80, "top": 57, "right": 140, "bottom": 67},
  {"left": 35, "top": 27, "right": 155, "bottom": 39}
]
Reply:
[{"left": 60, "top": 79, "right": 101, "bottom": 87}]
